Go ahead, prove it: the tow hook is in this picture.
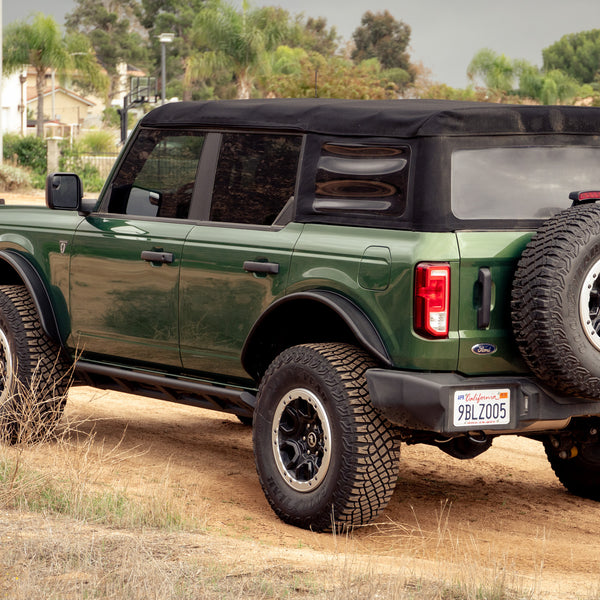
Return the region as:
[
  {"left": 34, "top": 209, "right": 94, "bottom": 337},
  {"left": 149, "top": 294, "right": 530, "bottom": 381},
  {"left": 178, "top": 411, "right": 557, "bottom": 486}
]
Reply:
[
  {"left": 549, "top": 434, "right": 577, "bottom": 460},
  {"left": 559, "top": 446, "right": 579, "bottom": 460}
]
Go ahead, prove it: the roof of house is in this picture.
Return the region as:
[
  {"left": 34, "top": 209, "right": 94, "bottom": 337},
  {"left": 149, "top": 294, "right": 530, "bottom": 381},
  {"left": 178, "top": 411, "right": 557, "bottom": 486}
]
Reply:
[{"left": 27, "top": 86, "right": 95, "bottom": 107}]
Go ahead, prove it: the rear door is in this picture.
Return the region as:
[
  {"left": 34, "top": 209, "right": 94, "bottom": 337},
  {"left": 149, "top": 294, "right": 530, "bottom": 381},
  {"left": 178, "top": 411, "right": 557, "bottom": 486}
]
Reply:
[{"left": 179, "top": 131, "right": 304, "bottom": 381}]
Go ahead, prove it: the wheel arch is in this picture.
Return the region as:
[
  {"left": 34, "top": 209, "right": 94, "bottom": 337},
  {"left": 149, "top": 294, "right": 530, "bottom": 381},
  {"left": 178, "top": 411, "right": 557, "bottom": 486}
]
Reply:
[
  {"left": 241, "top": 290, "right": 392, "bottom": 381},
  {"left": 0, "top": 250, "right": 64, "bottom": 346}
]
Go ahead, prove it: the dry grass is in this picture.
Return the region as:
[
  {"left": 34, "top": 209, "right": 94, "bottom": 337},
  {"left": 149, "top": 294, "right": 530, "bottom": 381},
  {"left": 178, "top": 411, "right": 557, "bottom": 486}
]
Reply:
[
  {"left": 0, "top": 378, "right": 556, "bottom": 599},
  {"left": 0, "top": 430, "right": 538, "bottom": 600},
  {"left": 0, "top": 512, "right": 535, "bottom": 600}
]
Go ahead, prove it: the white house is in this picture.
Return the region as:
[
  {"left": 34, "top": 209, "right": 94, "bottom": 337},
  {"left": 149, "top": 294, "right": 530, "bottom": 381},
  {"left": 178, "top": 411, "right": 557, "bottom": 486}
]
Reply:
[{"left": 2, "top": 70, "right": 26, "bottom": 135}]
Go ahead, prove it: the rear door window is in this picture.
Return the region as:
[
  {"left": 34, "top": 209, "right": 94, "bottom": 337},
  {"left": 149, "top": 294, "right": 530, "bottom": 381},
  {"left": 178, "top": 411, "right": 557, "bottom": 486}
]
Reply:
[{"left": 210, "top": 133, "right": 302, "bottom": 226}]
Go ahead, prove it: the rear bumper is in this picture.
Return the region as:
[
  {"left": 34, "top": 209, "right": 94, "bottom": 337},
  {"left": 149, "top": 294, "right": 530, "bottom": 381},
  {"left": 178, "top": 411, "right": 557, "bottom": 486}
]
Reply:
[{"left": 366, "top": 369, "right": 600, "bottom": 435}]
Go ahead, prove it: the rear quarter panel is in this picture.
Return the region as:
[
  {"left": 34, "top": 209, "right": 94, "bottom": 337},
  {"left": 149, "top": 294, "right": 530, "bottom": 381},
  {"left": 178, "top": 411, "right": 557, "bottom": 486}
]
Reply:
[{"left": 288, "top": 224, "right": 461, "bottom": 371}]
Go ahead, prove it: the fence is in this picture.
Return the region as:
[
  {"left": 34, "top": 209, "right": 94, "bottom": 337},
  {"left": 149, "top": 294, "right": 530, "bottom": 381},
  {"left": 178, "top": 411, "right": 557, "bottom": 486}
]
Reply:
[{"left": 74, "top": 153, "right": 120, "bottom": 179}]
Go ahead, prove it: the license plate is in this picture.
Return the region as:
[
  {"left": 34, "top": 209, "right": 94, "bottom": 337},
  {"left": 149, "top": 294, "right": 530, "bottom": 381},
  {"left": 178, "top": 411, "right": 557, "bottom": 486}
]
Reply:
[{"left": 453, "top": 389, "right": 510, "bottom": 427}]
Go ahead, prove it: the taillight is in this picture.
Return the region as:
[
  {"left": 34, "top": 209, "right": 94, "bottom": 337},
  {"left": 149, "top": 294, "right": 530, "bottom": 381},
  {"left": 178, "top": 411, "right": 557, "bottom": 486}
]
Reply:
[{"left": 414, "top": 263, "right": 450, "bottom": 338}]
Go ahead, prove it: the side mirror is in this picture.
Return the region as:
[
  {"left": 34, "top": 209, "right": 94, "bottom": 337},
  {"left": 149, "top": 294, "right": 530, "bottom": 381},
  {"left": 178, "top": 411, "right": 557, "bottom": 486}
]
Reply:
[{"left": 46, "top": 173, "right": 83, "bottom": 211}]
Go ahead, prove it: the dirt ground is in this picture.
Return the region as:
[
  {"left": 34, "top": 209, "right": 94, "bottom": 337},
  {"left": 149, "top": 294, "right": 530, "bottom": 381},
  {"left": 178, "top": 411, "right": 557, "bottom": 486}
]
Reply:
[
  {"left": 2, "top": 190, "right": 600, "bottom": 598},
  {"left": 47, "top": 385, "right": 600, "bottom": 599}
]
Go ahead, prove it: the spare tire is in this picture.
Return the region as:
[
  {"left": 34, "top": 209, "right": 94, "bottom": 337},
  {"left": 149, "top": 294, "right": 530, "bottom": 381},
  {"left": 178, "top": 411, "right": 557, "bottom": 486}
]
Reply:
[{"left": 512, "top": 203, "right": 600, "bottom": 399}]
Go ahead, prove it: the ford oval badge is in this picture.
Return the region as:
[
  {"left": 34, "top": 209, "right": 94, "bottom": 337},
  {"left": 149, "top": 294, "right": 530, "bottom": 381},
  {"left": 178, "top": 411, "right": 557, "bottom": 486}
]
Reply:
[{"left": 471, "top": 343, "right": 497, "bottom": 355}]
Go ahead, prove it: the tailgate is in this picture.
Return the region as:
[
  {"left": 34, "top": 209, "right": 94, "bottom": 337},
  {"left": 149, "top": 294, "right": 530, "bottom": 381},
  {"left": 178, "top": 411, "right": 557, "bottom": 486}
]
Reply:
[{"left": 455, "top": 231, "right": 533, "bottom": 375}]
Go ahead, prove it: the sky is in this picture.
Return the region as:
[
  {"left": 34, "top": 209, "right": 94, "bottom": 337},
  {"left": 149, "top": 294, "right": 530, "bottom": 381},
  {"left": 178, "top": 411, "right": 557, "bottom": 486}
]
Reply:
[{"left": 5, "top": 0, "right": 600, "bottom": 88}]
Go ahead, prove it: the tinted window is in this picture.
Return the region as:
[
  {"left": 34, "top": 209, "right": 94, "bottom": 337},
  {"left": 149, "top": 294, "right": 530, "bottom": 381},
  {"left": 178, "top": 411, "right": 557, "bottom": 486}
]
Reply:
[
  {"left": 210, "top": 133, "right": 302, "bottom": 225},
  {"left": 452, "top": 146, "right": 600, "bottom": 220},
  {"left": 314, "top": 143, "right": 409, "bottom": 216},
  {"left": 107, "top": 130, "right": 205, "bottom": 219}
]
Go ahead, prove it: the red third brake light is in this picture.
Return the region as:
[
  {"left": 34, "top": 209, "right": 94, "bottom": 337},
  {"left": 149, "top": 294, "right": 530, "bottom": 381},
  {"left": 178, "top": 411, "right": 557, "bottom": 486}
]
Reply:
[{"left": 414, "top": 263, "right": 450, "bottom": 338}]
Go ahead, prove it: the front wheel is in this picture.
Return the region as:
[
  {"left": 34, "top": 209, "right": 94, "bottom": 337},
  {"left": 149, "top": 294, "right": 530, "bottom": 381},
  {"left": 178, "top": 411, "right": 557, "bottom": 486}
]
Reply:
[
  {"left": 0, "top": 285, "right": 70, "bottom": 443},
  {"left": 253, "top": 343, "right": 400, "bottom": 531}
]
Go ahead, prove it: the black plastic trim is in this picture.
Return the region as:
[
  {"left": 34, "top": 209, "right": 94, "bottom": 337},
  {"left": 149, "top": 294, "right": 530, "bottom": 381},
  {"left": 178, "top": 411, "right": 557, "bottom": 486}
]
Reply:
[
  {"left": 0, "top": 250, "right": 64, "bottom": 344},
  {"left": 477, "top": 267, "right": 492, "bottom": 329},
  {"left": 76, "top": 360, "right": 256, "bottom": 419},
  {"left": 366, "top": 368, "right": 600, "bottom": 435},
  {"left": 241, "top": 290, "right": 392, "bottom": 377}
]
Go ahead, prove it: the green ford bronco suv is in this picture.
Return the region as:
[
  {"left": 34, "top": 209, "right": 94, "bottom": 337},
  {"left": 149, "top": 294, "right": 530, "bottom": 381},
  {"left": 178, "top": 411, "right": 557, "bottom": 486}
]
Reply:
[{"left": 3, "top": 98, "right": 600, "bottom": 531}]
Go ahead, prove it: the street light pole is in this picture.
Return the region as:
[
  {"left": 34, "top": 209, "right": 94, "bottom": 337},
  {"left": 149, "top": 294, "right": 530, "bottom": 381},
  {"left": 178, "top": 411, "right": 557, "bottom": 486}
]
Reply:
[{"left": 158, "top": 33, "right": 175, "bottom": 105}]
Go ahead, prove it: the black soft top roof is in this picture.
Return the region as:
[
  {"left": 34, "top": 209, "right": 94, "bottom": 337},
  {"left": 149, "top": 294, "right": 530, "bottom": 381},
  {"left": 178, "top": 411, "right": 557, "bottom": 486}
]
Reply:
[{"left": 140, "top": 98, "right": 600, "bottom": 137}]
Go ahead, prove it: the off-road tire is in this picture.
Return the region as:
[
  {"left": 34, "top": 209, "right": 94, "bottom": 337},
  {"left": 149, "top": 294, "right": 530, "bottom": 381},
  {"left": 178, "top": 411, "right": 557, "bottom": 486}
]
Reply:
[
  {"left": 543, "top": 431, "right": 600, "bottom": 500},
  {"left": 253, "top": 342, "right": 400, "bottom": 532},
  {"left": 0, "top": 285, "right": 70, "bottom": 443},
  {"left": 512, "top": 204, "right": 600, "bottom": 399}
]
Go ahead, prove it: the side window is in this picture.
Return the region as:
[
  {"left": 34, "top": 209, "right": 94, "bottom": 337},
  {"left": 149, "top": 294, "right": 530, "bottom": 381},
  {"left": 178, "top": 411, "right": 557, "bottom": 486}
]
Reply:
[
  {"left": 314, "top": 143, "right": 409, "bottom": 216},
  {"left": 107, "top": 129, "right": 205, "bottom": 219},
  {"left": 210, "top": 133, "right": 302, "bottom": 226}
]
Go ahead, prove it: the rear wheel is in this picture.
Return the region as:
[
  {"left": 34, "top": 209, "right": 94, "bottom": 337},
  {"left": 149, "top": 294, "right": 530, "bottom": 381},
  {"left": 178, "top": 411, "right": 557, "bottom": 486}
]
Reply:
[
  {"left": 253, "top": 343, "right": 400, "bottom": 531},
  {"left": 0, "top": 285, "right": 70, "bottom": 443},
  {"left": 544, "top": 420, "right": 600, "bottom": 500}
]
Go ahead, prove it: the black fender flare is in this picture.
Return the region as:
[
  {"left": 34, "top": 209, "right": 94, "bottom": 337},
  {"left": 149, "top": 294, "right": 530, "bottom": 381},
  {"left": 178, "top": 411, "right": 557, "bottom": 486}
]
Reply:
[
  {"left": 241, "top": 290, "right": 392, "bottom": 379},
  {"left": 0, "top": 249, "right": 65, "bottom": 346}
]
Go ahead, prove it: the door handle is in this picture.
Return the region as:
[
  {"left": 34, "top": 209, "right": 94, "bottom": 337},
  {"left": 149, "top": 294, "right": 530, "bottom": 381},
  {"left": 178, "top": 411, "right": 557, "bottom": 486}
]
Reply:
[
  {"left": 243, "top": 260, "right": 279, "bottom": 274},
  {"left": 477, "top": 267, "right": 492, "bottom": 329},
  {"left": 141, "top": 250, "right": 174, "bottom": 264}
]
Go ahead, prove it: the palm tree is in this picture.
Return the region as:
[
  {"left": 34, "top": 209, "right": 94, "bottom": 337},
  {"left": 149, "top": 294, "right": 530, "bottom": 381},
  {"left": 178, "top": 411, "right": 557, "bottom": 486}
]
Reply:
[
  {"left": 3, "top": 13, "right": 107, "bottom": 137},
  {"left": 467, "top": 48, "right": 518, "bottom": 94},
  {"left": 185, "top": 0, "right": 287, "bottom": 99}
]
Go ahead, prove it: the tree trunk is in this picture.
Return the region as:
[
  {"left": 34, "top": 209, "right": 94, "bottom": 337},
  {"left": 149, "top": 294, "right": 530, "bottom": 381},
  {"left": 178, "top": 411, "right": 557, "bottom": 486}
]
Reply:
[
  {"left": 237, "top": 70, "right": 252, "bottom": 99},
  {"left": 36, "top": 70, "right": 45, "bottom": 138}
]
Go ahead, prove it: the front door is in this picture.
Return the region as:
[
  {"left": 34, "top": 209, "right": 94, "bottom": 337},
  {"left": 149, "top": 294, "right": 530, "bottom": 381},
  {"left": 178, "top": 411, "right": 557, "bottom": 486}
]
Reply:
[{"left": 68, "top": 128, "right": 206, "bottom": 367}]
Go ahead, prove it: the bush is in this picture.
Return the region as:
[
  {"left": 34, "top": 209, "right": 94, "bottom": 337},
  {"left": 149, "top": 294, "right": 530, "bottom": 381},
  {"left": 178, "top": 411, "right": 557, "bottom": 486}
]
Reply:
[
  {"left": 102, "top": 106, "right": 121, "bottom": 129},
  {"left": 80, "top": 130, "right": 118, "bottom": 154},
  {"left": 59, "top": 140, "right": 105, "bottom": 192},
  {"left": 0, "top": 164, "right": 33, "bottom": 191},
  {"left": 3, "top": 134, "right": 46, "bottom": 177}
]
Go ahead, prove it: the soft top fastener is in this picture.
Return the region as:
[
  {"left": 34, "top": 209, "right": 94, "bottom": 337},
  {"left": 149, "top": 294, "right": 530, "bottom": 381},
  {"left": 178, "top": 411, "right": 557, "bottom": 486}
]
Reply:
[{"left": 569, "top": 190, "right": 600, "bottom": 206}]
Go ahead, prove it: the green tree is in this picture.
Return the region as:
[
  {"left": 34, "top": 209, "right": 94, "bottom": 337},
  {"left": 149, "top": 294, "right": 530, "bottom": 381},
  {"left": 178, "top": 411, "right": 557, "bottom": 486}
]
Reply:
[
  {"left": 66, "top": 0, "right": 149, "bottom": 102},
  {"left": 267, "top": 48, "right": 399, "bottom": 99},
  {"left": 140, "top": 0, "right": 206, "bottom": 101},
  {"left": 185, "top": 0, "right": 288, "bottom": 99},
  {"left": 351, "top": 10, "right": 414, "bottom": 89},
  {"left": 467, "top": 48, "right": 519, "bottom": 93},
  {"left": 468, "top": 49, "right": 588, "bottom": 105},
  {"left": 285, "top": 15, "right": 339, "bottom": 57},
  {"left": 543, "top": 30, "right": 600, "bottom": 85},
  {"left": 518, "top": 62, "right": 583, "bottom": 104},
  {"left": 3, "top": 13, "right": 107, "bottom": 137}
]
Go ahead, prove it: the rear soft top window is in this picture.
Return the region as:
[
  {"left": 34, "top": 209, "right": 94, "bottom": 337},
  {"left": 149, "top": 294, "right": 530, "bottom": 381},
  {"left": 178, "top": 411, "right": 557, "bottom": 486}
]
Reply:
[
  {"left": 314, "top": 143, "right": 409, "bottom": 217},
  {"left": 452, "top": 146, "right": 600, "bottom": 220}
]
